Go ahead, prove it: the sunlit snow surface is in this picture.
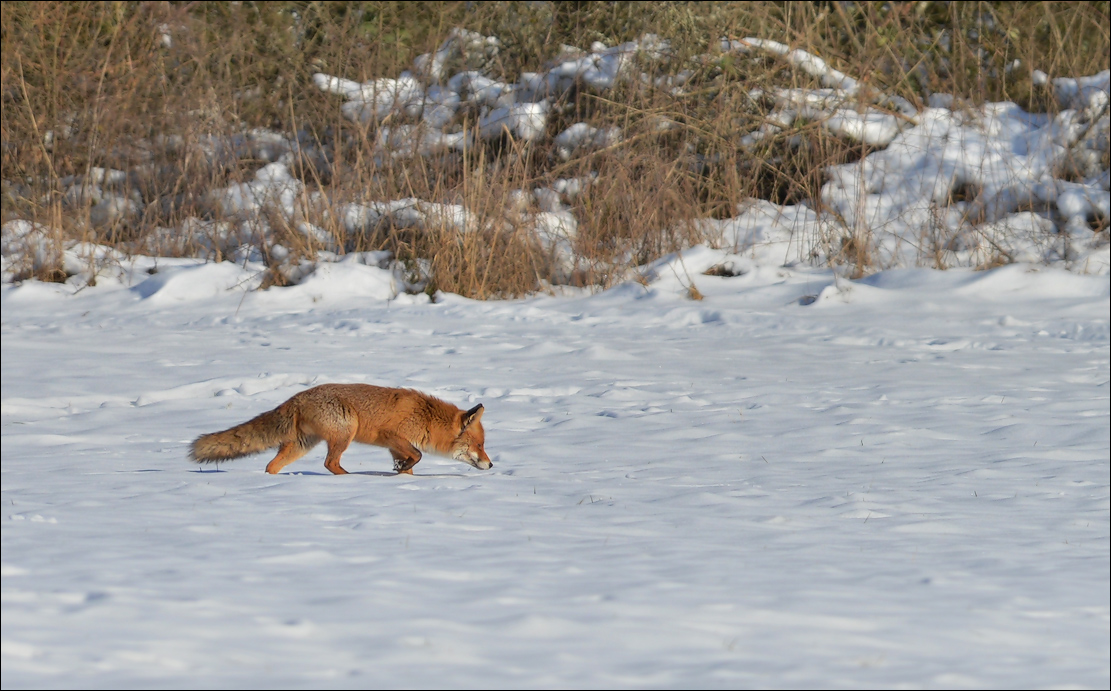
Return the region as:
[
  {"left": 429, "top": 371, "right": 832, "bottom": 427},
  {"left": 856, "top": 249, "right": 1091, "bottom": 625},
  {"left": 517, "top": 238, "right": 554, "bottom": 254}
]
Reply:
[{"left": 2, "top": 253, "right": 1107, "bottom": 688}]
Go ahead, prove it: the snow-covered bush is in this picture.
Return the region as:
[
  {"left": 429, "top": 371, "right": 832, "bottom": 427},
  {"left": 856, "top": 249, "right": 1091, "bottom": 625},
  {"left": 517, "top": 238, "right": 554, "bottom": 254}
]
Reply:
[{"left": 3, "top": 2, "right": 1108, "bottom": 297}]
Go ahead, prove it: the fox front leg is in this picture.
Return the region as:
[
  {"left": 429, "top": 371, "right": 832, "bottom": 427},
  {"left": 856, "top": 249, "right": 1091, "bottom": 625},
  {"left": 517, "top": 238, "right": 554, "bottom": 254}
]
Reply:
[{"left": 387, "top": 439, "right": 423, "bottom": 475}]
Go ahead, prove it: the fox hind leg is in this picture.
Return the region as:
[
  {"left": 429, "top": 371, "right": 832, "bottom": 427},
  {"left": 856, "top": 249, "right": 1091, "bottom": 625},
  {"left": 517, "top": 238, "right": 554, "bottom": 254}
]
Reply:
[
  {"left": 266, "top": 435, "right": 320, "bottom": 474},
  {"left": 322, "top": 426, "right": 357, "bottom": 475}
]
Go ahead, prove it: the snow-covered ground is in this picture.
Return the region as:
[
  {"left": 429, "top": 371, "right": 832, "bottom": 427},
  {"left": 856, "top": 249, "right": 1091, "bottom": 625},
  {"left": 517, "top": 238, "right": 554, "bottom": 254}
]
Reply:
[
  {"left": 3, "top": 22, "right": 1110, "bottom": 687},
  {"left": 2, "top": 251, "right": 1108, "bottom": 688}
]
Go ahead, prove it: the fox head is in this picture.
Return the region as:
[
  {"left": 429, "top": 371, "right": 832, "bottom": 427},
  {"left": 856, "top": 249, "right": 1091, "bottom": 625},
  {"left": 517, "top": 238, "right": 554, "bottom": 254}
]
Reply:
[{"left": 453, "top": 404, "right": 492, "bottom": 470}]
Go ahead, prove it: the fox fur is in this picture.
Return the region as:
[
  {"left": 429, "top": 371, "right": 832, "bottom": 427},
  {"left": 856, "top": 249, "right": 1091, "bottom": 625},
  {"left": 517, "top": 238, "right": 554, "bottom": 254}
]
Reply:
[{"left": 190, "top": 384, "right": 491, "bottom": 475}]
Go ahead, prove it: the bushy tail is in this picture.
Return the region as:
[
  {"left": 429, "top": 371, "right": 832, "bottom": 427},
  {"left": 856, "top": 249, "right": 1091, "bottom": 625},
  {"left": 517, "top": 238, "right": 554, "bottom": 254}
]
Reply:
[{"left": 190, "top": 407, "right": 294, "bottom": 463}]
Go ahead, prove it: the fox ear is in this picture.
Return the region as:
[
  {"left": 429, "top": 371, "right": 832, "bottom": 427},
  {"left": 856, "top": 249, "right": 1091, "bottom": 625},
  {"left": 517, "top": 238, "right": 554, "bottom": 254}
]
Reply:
[{"left": 460, "top": 404, "right": 484, "bottom": 432}]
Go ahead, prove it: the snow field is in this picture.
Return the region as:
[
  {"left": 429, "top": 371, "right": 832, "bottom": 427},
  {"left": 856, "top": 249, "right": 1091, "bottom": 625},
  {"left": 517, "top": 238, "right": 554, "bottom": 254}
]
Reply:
[{"left": 2, "top": 256, "right": 1108, "bottom": 687}]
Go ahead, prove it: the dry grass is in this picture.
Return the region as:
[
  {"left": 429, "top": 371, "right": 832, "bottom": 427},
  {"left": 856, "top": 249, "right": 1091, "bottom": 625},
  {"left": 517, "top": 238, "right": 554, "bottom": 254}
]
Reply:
[{"left": 2, "top": 1, "right": 1109, "bottom": 294}]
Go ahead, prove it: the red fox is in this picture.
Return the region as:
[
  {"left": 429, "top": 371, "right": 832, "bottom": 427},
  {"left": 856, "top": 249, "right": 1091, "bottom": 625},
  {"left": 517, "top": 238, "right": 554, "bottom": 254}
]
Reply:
[{"left": 190, "top": 384, "right": 491, "bottom": 475}]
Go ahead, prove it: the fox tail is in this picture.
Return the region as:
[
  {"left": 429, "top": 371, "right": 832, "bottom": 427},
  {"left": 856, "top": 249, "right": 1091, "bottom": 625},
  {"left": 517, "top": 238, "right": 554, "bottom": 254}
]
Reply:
[{"left": 190, "top": 407, "right": 293, "bottom": 463}]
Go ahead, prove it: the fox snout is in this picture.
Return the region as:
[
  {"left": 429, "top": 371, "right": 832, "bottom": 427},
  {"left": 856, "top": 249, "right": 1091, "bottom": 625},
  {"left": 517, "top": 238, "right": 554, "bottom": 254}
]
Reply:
[
  {"left": 459, "top": 451, "right": 493, "bottom": 470},
  {"left": 453, "top": 447, "right": 492, "bottom": 470}
]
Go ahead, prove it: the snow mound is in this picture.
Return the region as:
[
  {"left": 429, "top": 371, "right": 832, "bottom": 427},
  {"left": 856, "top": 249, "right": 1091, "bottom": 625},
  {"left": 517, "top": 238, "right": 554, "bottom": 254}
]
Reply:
[{"left": 132, "top": 262, "right": 259, "bottom": 302}]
